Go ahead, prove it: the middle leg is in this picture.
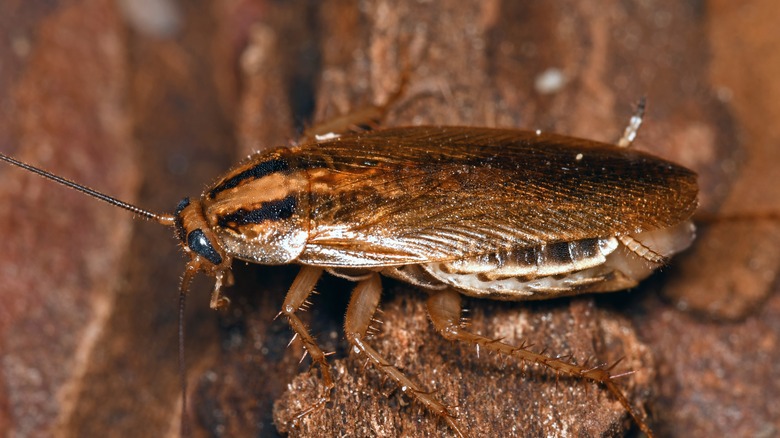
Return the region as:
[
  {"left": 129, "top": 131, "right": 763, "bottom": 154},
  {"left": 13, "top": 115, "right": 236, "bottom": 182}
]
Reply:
[
  {"left": 344, "top": 273, "right": 465, "bottom": 437},
  {"left": 279, "top": 266, "right": 333, "bottom": 421}
]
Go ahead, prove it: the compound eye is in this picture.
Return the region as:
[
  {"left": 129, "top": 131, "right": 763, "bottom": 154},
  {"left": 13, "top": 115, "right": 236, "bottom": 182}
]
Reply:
[{"left": 187, "top": 229, "right": 223, "bottom": 265}]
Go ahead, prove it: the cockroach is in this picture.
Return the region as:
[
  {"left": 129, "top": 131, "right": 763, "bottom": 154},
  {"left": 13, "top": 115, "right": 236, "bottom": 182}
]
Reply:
[{"left": 0, "top": 102, "right": 697, "bottom": 437}]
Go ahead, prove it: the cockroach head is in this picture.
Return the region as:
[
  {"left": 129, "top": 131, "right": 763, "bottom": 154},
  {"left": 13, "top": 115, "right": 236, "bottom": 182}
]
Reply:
[{"left": 174, "top": 197, "right": 228, "bottom": 270}]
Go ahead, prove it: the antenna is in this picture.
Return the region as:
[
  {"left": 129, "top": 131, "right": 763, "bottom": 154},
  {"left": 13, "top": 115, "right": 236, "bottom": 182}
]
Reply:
[{"left": 0, "top": 152, "right": 175, "bottom": 226}]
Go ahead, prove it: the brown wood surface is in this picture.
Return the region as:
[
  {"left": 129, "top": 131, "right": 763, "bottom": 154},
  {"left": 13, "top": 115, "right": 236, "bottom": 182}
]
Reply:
[{"left": 0, "top": 1, "right": 778, "bottom": 437}]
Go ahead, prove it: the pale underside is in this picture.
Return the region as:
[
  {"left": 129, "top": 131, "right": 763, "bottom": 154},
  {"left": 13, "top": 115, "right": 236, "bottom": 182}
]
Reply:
[{"left": 327, "top": 221, "right": 695, "bottom": 301}]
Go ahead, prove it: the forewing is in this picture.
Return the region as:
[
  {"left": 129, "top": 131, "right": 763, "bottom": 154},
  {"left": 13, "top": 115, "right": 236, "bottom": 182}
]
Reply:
[{"left": 296, "top": 126, "right": 698, "bottom": 267}]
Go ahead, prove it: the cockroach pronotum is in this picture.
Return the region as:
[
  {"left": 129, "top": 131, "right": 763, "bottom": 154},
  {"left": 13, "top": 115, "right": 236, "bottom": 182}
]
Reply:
[{"left": 0, "top": 101, "right": 697, "bottom": 437}]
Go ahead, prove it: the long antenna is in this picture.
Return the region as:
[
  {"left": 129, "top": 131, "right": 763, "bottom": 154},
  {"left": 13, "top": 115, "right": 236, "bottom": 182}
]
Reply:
[{"left": 0, "top": 152, "right": 175, "bottom": 226}]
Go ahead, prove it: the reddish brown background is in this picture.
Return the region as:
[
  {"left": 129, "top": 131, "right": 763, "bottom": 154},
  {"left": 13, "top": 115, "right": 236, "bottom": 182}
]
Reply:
[{"left": 1, "top": 1, "right": 778, "bottom": 437}]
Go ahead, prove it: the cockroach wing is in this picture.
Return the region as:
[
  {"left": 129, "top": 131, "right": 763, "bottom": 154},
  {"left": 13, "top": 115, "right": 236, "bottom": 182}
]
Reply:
[{"left": 295, "top": 126, "right": 698, "bottom": 267}]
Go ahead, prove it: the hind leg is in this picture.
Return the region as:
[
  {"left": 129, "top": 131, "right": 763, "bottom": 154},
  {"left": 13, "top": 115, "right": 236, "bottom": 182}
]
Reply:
[{"left": 426, "top": 289, "right": 654, "bottom": 438}]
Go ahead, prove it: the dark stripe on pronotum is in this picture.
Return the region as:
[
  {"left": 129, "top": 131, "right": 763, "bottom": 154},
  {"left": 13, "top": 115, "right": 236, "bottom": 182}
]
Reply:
[
  {"left": 208, "top": 158, "right": 290, "bottom": 198},
  {"left": 218, "top": 196, "right": 297, "bottom": 228},
  {"left": 187, "top": 229, "right": 223, "bottom": 265}
]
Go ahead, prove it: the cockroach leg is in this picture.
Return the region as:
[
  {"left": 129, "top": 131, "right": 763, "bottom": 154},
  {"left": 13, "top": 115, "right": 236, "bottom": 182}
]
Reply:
[
  {"left": 344, "top": 273, "right": 465, "bottom": 438},
  {"left": 617, "top": 97, "right": 646, "bottom": 148},
  {"left": 301, "top": 70, "right": 409, "bottom": 141},
  {"left": 208, "top": 270, "right": 233, "bottom": 309},
  {"left": 426, "top": 289, "right": 655, "bottom": 438},
  {"left": 278, "top": 266, "right": 335, "bottom": 421}
]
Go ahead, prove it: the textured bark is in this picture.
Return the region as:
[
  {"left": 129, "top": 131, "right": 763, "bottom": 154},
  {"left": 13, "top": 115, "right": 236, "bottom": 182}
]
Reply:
[{"left": 0, "top": 1, "right": 136, "bottom": 436}]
